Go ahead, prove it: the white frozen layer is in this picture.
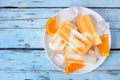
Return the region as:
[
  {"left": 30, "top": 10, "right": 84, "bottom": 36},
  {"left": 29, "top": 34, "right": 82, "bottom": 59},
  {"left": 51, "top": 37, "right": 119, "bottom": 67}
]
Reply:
[{"left": 49, "top": 34, "right": 66, "bottom": 52}]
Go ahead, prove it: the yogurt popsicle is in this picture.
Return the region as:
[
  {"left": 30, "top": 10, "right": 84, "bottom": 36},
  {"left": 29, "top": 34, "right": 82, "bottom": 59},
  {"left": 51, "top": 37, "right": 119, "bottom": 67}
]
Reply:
[
  {"left": 76, "top": 15, "right": 101, "bottom": 45},
  {"left": 56, "top": 21, "right": 92, "bottom": 56}
]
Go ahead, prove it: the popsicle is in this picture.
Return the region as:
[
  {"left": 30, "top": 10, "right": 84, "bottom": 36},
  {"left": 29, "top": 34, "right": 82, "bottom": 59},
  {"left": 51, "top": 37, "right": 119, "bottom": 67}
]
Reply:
[
  {"left": 56, "top": 21, "right": 92, "bottom": 56},
  {"left": 84, "top": 15, "right": 102, "bottom": 45},
  {"left": 76, "top": 15, "right": 93, "bottom": 42},
  {"left": 76, "top": 15, "right": 101, "bottom": 45}
]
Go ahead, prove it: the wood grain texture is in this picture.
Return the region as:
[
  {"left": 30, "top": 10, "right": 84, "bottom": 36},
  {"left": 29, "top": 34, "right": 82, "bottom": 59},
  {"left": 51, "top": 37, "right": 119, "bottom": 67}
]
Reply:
[
  {"left": 0, "top": 29, "right": 44, "bottom": 48},
  {"left": 0, "top": 0, "right": 120, "bottom": 7},
  {"left": 0, "top": 0, "right": 120, "bottom": 79},
  {"left": 0, "top": 50, "right": 120, "bottom": 80},
  {"left": 0, "top": 9, "right": 120, "bottom": 20},
  {"left": 0, "top": 50, "right": 120, "bottom": 71},
  {"left": 0, "top": 71, "right": 120, "bottom": 80},
  {"left": 0, "top": 9, "right": 120, "bottom": 29},
  {"left": 0, "top": 19, "right": 47, "bottom": 29},
  {"left": 0, "top": 29, "right": 119, "bottom": 49},
  {"left": 0, "top": 19, "right": 120, "bottom": 29}
]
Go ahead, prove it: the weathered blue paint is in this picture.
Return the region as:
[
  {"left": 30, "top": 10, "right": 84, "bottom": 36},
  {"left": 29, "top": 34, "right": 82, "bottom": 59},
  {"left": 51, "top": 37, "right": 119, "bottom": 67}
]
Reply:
[
  {"left": 0, "top": 50, "right": 120, "bottom": 71},
  {"left": 0, "top": 29, "right": 117, "bottom": 49},
  {"left": 0, "top": 0, "right": 120, "bottom": 79},
  {"left": 0, "top": 19, "right": 48, "bottom": 29},
  {"left": 0, "top": 0, "right": 120, "bottom": 7},
  {"left": 0, "top": 71, "right": 120, "bottom": 80},
  {"left": 0, "top": 50, "right": 120, "bottom": 80},
  {"left": 0, "top": 9, "right": 120, "bottom": 21},
  {"left": 1, "top": 9, "right": 120, "bottom": 30},
  {"left": 0, "top": 19, "right": 120, "bottom": 29},
  {"left": 0, "top": 29, "right": 44, "bottom": 48},
  {"left": 0, "top": 29, "right": 119, "bottom": 49}
]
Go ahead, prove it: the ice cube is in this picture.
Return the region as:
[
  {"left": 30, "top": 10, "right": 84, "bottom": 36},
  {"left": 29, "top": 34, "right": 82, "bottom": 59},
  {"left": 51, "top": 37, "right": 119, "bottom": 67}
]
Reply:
[{"left": 53, "top": 54, "right": 64, "bottom": 66}]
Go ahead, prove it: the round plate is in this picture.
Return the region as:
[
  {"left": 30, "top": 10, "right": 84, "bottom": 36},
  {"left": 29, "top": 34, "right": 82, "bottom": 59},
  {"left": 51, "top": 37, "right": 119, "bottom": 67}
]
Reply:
[{"left": 44, "top": 7, "right": 111, "bottom": 74}]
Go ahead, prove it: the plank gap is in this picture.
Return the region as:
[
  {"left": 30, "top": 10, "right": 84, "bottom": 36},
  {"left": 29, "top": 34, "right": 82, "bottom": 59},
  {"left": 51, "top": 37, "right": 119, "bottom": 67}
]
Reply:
[
  {"left": 0, "top": 7, "right": 120, "bottom": 9},
  {"left": 0, "top": 48, "right": 119, "bottom": 51},
  {"left": 0, "top": 70, "right": 120, "bottom": 73},
  {"left": 0, "top": 48, "right": 44, "bottom": 50}
]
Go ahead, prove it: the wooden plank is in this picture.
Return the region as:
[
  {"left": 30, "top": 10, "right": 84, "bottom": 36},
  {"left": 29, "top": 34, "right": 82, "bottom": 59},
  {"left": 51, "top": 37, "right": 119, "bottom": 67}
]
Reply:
[
  {"left": 0, "top": 71, "right": 120, "bottom": 80},
  {"left": 0, "top": 50, "right": 120, "bottom": 80},
  {"left": 0, "top": 29, "right": 119, "bottom": 49},
  {"left": 0, "top": 50, "right": 120, "bottom": 71},
  {"left": 0, "top": 0, "right": 120, "bottom": 7},
  {"left": 0, "top": 9, "right": 120, "bottom": 21},
  {"left": 0, "top": 29, "right": 44, "bottom": 48},
  {"left": 0, "top": 8, "right": 59, "bottom": 20},
  {"left": 0, "top": 9, "right": 120, "bottom": 29},
  {"left": 0, "top": 19, "right": 47, "bottom": 29},
  {"left": 0, "top": 19, "right": 120, "bottom": 29}
]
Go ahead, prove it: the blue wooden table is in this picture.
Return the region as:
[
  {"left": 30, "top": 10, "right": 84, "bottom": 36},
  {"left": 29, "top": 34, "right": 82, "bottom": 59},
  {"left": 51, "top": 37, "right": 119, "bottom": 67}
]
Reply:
[{"left": 0, "top": 0, "right": 120, "bottom": 80}]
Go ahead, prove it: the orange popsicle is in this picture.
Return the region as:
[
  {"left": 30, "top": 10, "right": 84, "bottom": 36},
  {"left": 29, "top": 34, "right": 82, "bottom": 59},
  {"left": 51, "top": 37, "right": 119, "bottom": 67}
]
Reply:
[
  {"left": 83, "top": 15, "right": 102, "bottom": 45},
  {"left": 57, "top": 21, "right": 92, "bottom": 56}
]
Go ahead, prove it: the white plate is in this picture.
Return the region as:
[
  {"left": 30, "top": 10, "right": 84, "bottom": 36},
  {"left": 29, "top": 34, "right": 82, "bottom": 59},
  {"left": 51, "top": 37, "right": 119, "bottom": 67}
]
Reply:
[{"left": 44, "top": 7, "right": 111, "bottom": 74}]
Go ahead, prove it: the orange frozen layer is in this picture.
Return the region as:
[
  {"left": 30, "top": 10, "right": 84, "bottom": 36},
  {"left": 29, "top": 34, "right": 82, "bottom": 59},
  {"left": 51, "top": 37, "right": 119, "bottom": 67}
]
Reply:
[
  {"left": 57, "top": 22, "right": 72, "bottom": 42},
  {"left": 76, "top": 16, "right": 90, "bottom": 33},
  {"left": 57, "top": 21, "right": 91, "bottom": 56},
  {"left": 83, "top": 15, "right": 102, "bottom": 45},
  {"left": 76, "top": 15, "right": 94, "bottom": 44}
]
